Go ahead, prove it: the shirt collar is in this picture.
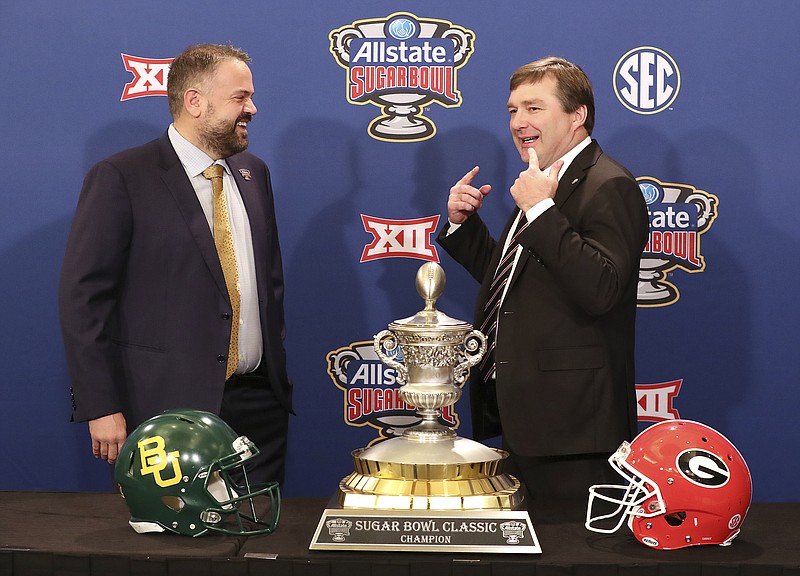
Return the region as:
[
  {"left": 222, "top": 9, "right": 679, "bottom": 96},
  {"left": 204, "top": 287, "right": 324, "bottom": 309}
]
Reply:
[
  {"left": 549, "top": 136, "right": 592, "bottom": 180},
  {"left": 168, "top": 124, "right": 231, "bottom": 178}
]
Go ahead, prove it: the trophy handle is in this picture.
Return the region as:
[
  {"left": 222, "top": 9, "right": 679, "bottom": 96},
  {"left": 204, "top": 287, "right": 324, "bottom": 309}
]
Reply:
[
  {"left": 685, "top": 191, "right": 717, "bottom": 229},
  {"left": 453, "top": 330, "right": 487, "bottom": 385},
  {"left": 373, "top": 329, "right": 408, "bottom": 384},
  {"left": 442, "top": 27, "right": 474, "bottom": 64}
]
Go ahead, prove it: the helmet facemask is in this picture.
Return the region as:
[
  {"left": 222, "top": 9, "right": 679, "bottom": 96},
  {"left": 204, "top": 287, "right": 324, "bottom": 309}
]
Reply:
[
  {"left": 586, "top": 441, "right": 665, "bottom": 534},
  {"left": 195, "top": 436, "right": 281, "bottom": 537}
]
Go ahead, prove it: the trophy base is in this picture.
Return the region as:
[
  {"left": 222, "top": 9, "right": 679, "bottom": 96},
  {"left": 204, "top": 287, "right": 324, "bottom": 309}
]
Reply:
[
  {"left": 369, "top": 115, "right": 435, "bottom": 141},
  {"left": 309, "top": 435, "right": 540, "bottom": 553},
  {"left": 309, "top": 505, "right": 541, "bottom": 553},
  {"left": 637, "top": 279, "right": 678, "bottom": 306}
]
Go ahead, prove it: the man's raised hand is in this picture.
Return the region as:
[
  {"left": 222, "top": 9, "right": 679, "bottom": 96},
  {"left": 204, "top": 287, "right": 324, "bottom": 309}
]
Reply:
[
  {"left": 510, "top": 148, "right": 563, "bottom": 212},
  {"left": 447, "top": 166, "right": 492, "bottom": 225}
]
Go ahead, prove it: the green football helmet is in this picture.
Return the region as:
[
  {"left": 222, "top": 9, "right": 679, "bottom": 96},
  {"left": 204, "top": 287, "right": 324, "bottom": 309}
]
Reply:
[{"left": 114, "top": 409, "right": 280, "bottom": 537}]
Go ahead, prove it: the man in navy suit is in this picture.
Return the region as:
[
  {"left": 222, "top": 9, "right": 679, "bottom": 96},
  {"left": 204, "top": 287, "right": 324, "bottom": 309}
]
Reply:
[
  {"left": 437, "top": 57, "right": 649, "bottom": 522},
  {"left": 59, "top": 44, "right": 292, "bottom": 485}
]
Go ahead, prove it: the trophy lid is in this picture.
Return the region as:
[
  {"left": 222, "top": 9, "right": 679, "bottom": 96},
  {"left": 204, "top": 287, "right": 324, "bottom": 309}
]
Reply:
[{"left": 389, "top": 262, "right": 472, "bottom": 330}]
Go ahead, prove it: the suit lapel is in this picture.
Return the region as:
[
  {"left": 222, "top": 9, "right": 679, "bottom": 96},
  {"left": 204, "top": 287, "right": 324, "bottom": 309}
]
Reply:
[
  {"left": 227, "top": 156, "right": 263, "bottom": 233},
  {"left": 504, "top": 141, "right": 602, "bottom": 290},
  {"left": 156, "top": 134, "right": 230, "bottom": 300},
  {"left": 227, "top": 155, "right": 270, "bottom": 304},
  {"left": 554, "top": 140, "right": 601, "bottom": 208}
]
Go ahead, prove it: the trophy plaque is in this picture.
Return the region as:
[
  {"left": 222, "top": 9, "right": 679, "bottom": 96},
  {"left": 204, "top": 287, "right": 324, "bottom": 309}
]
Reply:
[{"left": 310, "top": 263, "right": 540, "bottom": 553}]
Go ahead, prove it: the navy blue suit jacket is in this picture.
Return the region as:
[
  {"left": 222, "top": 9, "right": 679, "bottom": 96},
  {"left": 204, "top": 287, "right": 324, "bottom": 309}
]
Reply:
[
  {"left": 59, "top": 132, "right": 291, "bottom": 430},
  {"left": 438, "top": 141, "right": 648, "bottom": 457}
]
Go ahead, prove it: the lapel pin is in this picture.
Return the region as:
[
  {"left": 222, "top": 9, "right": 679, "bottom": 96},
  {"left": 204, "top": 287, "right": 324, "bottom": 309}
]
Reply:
[
  {"left": 238, "top": 168, "right": 252, "bottom": 181},
  {"left": 571, "top": 178, "right": 579, "bottom": 185}
]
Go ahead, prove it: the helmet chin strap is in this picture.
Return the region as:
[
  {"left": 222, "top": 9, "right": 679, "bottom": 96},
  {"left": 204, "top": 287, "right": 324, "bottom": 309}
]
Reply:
[
  {"left": 207, "top": 471, "right": 239, "bottom": 505},
  {"left": 129, "top": 519, "right": 165, "bottom": 534}
]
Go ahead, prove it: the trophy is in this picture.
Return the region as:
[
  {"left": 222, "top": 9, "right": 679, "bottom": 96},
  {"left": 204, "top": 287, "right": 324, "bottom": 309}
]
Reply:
[{"left": 310, "top": 263, "right": 540, "bottom": 553}]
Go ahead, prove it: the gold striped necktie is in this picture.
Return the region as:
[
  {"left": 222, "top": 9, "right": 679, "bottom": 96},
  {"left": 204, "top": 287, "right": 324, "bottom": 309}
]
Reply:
[{"left": 202, "top": 164, "right": 240, "bottom": 380}]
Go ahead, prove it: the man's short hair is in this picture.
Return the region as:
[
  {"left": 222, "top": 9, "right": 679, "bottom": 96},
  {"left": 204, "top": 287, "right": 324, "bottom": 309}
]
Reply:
[
  {"left": 167, "top": 43, "right": 251, "bottom": 118},
  {"left": 510, "top": 57, "right": 595, "bottom": 135}
]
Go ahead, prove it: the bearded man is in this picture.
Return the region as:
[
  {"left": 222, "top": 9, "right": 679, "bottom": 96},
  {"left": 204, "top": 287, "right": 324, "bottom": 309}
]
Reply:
[{"left": 59, "top": 43, "right": 292, "bottom": 486}]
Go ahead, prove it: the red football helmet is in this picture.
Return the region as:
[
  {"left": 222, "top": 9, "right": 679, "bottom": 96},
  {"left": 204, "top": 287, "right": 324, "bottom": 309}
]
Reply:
[{"left": 586, "top": 419, "right": 752, "bottom": 550}]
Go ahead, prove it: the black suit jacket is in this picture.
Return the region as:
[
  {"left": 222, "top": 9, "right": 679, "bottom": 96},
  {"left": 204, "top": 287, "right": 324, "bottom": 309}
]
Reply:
[
  {"left": 59, "top": 132, "right": 291, "bottom": 430},
  {"left": 438, "top": 141, "right": 648, "bottom": 457}
]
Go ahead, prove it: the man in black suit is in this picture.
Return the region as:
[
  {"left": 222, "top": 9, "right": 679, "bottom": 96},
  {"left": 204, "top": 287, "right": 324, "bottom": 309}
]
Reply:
[
  {"left": 59, "top": 43, "right": 292, "bottom": 485},
  {"left": 437, "top": 57, "right": 649, "bottom": 522}
]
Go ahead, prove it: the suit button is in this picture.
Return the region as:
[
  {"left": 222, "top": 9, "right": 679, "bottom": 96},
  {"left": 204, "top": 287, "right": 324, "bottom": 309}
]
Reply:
[
  {"left": 217, "top": 355, "right": 226, "bottom": 364},
  {"left": 221, "top": 313, "right": 231, "bottom": 320}
]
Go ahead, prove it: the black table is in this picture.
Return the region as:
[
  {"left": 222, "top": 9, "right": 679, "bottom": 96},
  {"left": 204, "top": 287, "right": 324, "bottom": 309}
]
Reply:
[{"left": 1, "top": 492, "right": 797, "bottom": 575}]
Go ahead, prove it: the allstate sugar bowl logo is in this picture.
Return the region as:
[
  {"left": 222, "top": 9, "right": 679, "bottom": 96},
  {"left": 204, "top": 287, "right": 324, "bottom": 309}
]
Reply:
[
  {"left": 637, "top": 177, "right": 718, "bottom": 307},
  {"left": 327, "top": 341, "right": 460, "bottom": 442},
  {"left": 329, "top": 12, "right": 475, "bottom": 142}
]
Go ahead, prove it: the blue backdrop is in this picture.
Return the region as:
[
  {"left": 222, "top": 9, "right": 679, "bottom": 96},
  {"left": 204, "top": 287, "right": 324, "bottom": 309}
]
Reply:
[{"left": 2, "top": 0, "right": 798, "bottom": 503}]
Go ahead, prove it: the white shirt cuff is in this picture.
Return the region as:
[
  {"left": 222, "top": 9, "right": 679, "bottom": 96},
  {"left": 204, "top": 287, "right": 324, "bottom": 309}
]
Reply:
[{"left": 525, "top": 198, "right": 555, "bottom": 222}]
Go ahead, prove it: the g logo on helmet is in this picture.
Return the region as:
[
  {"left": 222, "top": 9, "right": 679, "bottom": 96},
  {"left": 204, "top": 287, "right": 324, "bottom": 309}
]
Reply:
[
  {"left": 138, "top": 435, "right": 183, "bottom": 487},
  {"left": 676, "top": 449, "right": 730, "bottom": 488}
]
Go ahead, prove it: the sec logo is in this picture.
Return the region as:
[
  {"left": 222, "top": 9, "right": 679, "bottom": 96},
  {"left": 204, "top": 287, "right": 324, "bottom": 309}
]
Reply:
[{"left": 614, "top": 46, "right": 680, "bottom": 114}]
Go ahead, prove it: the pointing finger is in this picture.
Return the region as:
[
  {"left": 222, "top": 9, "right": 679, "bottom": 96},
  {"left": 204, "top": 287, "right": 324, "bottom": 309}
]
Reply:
[
  {"left": 527, "top": 148, "right": 540, "bottom": 171},
  {"left": 456, "top": 166, "right": 480, "bottom": 186},
  {"left": 550, "top": 159, "right": 565, "bottom": 179}
]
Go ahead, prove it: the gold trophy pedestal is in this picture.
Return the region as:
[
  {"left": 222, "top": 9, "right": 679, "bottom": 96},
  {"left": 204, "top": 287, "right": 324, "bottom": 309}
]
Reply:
[
  {"left": 310, "top": 436, "right": 540, "bottom": 553},
  {"left": 339, "top": 436, "right": 521, "bottom": 511},
  {"left": 309, "top": 263, "right": 540, "bottom": 553}
]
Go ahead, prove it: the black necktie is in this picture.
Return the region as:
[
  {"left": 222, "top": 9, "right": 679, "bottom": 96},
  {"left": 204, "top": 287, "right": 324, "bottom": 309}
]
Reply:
[{"left": 479, "top": 210, "right": 530, "bottom": 381}]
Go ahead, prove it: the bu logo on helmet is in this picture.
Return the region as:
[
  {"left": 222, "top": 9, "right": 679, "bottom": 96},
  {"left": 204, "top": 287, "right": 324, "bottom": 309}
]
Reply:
[
  {"left": 676, "top": 449, "right": 730, "bottom": 488},
  {"left": 138, "top": 435, "right": 183, "bottom": 487}
]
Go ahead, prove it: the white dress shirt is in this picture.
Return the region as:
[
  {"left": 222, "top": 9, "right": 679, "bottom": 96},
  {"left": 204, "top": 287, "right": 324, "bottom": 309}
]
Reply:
[{"left": 168, "top": 124, "right": 263, "bottom": 374}]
